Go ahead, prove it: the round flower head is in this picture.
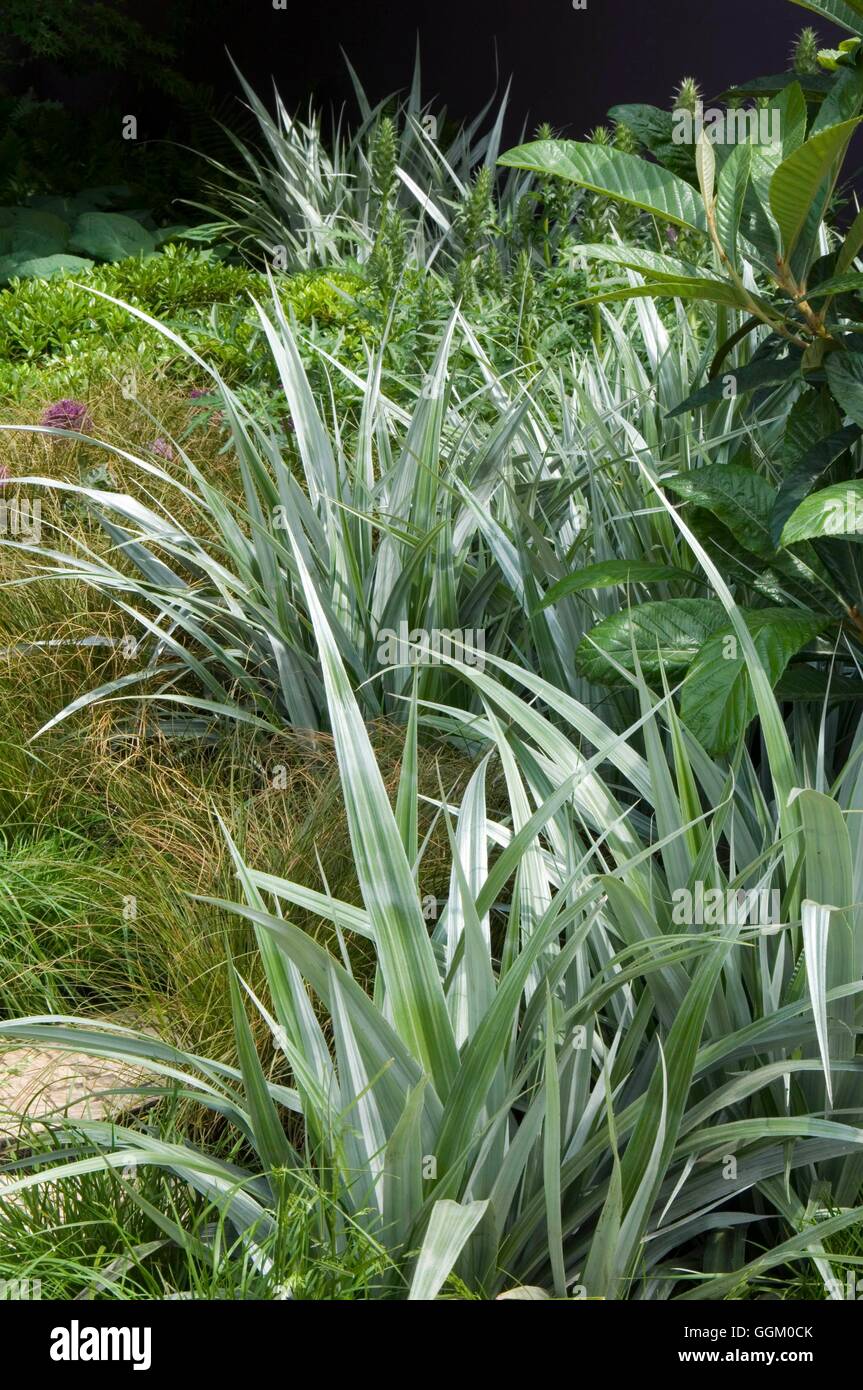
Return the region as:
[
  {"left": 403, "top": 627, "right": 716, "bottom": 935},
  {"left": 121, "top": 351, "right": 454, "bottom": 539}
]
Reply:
[
  {"left": 40, "top": 399, "right": 92, "bottom": 436},
  {"left": 149, "top": 437, "right": 175, "bottom": 461}
]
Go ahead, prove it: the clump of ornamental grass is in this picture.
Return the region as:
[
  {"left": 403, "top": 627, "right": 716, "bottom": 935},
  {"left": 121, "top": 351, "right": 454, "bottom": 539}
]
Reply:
[
  {"left": 0, "top": 1119, "right": 389, "bottom": 1300},
  {"left": 0, "top": 373, "right": 224, "bottom": 489},
  {"left": 0, "top": 626, "right": 477, "bottom": 1067},
  {"left": 1, "top": 286, "right": 547, "bottom": 736},
  {"left": 4, "top": 506, "right": 862, "bottom": 1299}
]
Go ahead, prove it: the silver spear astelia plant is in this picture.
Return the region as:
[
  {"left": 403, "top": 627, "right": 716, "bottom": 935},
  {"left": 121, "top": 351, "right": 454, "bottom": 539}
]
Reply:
[
  {"left": 3, "top": 505, "right": 863, "bottom": 1298},
  {"left": 0, "top": 289, "right": 535, "bottom": 737},
  {"left": 0, "top": 275, "right": 813, "bottom": 751},
  {"left": 193, "top": 51, "right": 571, "bottom": 298}
]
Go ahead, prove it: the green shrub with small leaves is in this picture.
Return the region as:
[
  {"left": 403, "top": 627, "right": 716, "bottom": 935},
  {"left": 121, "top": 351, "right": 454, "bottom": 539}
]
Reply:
[{"left": 0, "top": 247, "right": 367, "bottom": 400}]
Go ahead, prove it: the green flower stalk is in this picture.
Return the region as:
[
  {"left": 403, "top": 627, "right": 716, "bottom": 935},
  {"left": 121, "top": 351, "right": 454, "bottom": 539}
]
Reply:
[
  {"left": 370, "top": 116, "right": 398, "bottom": 211},
  {"left": 672, "top": 76, "right": 702, "bottom": 115},
  {"left": 792, "top": 26, "right": 820, "bottom": 74}
]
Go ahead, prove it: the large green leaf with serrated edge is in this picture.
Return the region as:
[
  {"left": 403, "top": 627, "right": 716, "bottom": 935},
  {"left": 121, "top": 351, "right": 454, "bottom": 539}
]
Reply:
[
  {"left": 607, "top": 103, "right": 697, "bottom": 179},
  {"left": 576, "top": 599, "right": 728, "bottom": 685},
  {"left": 577, "top": 278, "right": 752, "bottom": 311},
  {"left": 718, "top": 72, "right": 833, "bottom": 101},
  {"left": 498, "top": 140, "right": 707, "bottom": 231},
  {"left": 780, "top": 480, "right": 863, "bottom": 543},
  {"left": 668, "top": 356, "right": 800, "bottom": 417},
  {"left": 539, "top": 560, "right": 696, "bottom": 610},
  {"left": 681, "top": 609, "right": 827, "bottom": 754},
  {"left": 716, "top": 143, "right": 752, "bottom": 267},
  {"left": 771, "top": 425, "right": 860, "bottom": 545},
  {"left": 804, "top": 270, "right": 863, "bottom": 299},
  {"left": 779, "top": 390, "right": 841, "bottom": 470},
  {"left": 788, "top": 0, "right": 863, "bottom": 35},
  {"left": 826, "top": 352, "right": 863, "bottom": 427},
  {"left": 770, "top": 119, "right": 862, "bottom": 260},
  {"left": 664, "top": 465, "right": 779, "bottom": 558},
  {"left": 574, "top": 243, "right": 720, "bottom": 282}
]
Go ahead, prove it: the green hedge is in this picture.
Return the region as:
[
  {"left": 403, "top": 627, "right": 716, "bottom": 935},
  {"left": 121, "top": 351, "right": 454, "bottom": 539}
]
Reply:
[{"left": 0, "top": 244, "right": 367, "bottom": 399}]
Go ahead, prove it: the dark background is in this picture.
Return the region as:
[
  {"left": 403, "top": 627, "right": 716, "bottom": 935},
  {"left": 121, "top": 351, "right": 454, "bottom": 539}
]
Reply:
[
  {"left": 215, "top": 0, "right": 814, "bottom": 136},
  {"left": 2, "top": 0, "right": 848, "bottom": 139}
]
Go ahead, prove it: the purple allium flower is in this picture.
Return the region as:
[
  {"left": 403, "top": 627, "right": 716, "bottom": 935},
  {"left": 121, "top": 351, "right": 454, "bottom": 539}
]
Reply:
[
  {"left": 665, "top": 225, "right": 679, "bottom": 246},
  {"left": 40, "top": 398, "right": 92, "bottom": 435},
  {"left": 188, "top": 388, "right": 209, "bottom": 400},
  {"left": 149, "top": 437, "right": 175, "bottom": 461}
]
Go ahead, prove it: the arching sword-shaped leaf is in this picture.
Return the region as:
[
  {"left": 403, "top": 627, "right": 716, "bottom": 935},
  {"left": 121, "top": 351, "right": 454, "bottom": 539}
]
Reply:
[
  {"left": 284, "top": 527, "right": 459, "bottom": 1097},
  {"left": 802, "top": 899, "right": 834, "bottom": 1107},
  {"left": 408, "top": 1199, "right": 489, "bottom": 1300},
  {"left": 227, "top": 964, "right": 297, "bottom": 1179}
]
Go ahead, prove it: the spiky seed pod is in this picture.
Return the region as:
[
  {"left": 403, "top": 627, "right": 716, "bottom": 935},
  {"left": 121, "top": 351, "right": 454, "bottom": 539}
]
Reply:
[
  {"left": 613, "top": 121, "right": 639, "bottom": 156},
  {"left": 673, "top": 77, "right": 702, "bottom": 115},
  {"left": 455, "top": 166, "right": 496, "bottom": 297},
  {"left": 454, "top": 256, "right": 476, "bottom": 307},
  {"left": 515, "top": 194, "right": 534, "bottom": 247},
  {"left": 587, "top": 124, "right": 612, "bottom": 147},
  {"left": 368, "top": 206, "right": 406, "bottom": 302},
  {"left": 792, "top": 26, "right": 820, "bottom": 74}
]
